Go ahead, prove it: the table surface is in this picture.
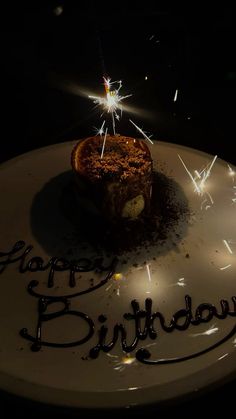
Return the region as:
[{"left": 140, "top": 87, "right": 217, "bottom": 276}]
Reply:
[{"left": 1, "top": 3, "right": 236, "bottom": 417}]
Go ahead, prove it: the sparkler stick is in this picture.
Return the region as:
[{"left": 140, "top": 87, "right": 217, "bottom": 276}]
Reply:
[{"left": 89, "top": 77, "right": 131, "bottom": 135}]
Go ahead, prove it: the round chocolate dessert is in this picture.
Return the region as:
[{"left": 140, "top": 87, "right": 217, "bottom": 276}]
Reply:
[{"left": 71, "top": 135, "right": 153, "bottom": 220}]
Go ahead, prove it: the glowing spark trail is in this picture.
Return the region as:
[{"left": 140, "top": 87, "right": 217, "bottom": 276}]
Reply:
[
  {"left": 223, "top": 239, "right": 233, "bottom": 254},
  {"left": 95, "top": 120, "right": 106, "bottom": 137},
  {"left": 220, "top": 264, "right": 232, "bottom": 271},
  {"left": 190, "top": 324, "right": 219, "bottom": 337},
  {"left": 178, "top": 153, "right": 217, "bottom": 209},
  {"left": 194, "top": 170, "right": 201, "bottom": 179},
  {"left": 173, "top": 89, "right": 178, "bottom": 102},
  {"left": 100, "top": 127, "right": 108, "bottom": 159},
  {"left": 199, "top": 155, "right": 217, "bottom": 190},
  {"left": 146, "top": 264, "right": 152, "bottom": 282},
  {"left": 129, "top": 119, "right": 154, "bottom": 144},
  {"left": 178, "top": 154, "right": 201, "bottom": 193},
  {"left": 228, "top": 164, "right": 235, "bottom": 177}
]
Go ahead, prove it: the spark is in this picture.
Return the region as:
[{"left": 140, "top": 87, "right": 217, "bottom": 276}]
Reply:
[
  {"left": 145, "top": 76, "right": 148, "bottom": 80},
  {"left": 129, "top": 119, "right": 154, "bottom": 144},
  {"left": 94, "top": 120, "right": 106, "bottom": 136},
  {"left": 190, "top": 324, "right": 218, "bottom": 337},
  {"left": 223, "top": 239, "right": 233, "bottom": 254},
  {"left": 200, "top": 198, "right": 208, "bottom": 210},
  {"left": 122, "top": 356, "right": 136, "bottom": 365},
  {"left": 113, "top": 273, "right": 124, "bottom": 281},
  {"left": 178, "top": 154, "right": 217, "bottom": 200},
  {"left": 206, "top": 191, "right": 214, "bottom": 205},
  {"left": 173, "top": 89, "right": 178, "bottom": 102},
  {"left": 113, "top": 355, "right": 136, "bottom": 372},
  {"left": 194, "top": 170, "right": 201, "bottom": 179},
  {"left": 220, "top": 264, "right": 232, "bottom": 271},
  {"left": 89, "top": 77, "right": 131, "bottom": 135},
  {"left": 100, "top": 127, "right": 108, "bottom": 159},
  {"left": 177, "top": 277, "right": 186, "bottom": 287},
  {"left": 178, "top": 154, "right": 201, "bottom": 194},
  {"left": 228, "top": 164, "right": 235, "bottom": 177},
  {"left": 168, "top": 277, "right": 186, "bottom": 288},
  {"left": 218, "top": 353, "right": 229, "bottom": 361},
  {"left": 199, "top": 155, "right": 217, "bottom": 190},
  {"left": 146, "top": 263, "right": 152, "bottom": 282}
]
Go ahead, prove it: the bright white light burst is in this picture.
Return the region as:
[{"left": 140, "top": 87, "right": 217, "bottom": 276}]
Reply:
[{"left": 89, "top": 77, "right": 131, "bottom": 135}]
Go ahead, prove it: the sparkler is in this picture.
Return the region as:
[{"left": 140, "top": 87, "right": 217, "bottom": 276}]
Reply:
[
  {"left": 89, "top": 77, "right": 154, "bottom": 156},
  {"left": 89, "top": 77, "right": 131, "bottom": 135}
]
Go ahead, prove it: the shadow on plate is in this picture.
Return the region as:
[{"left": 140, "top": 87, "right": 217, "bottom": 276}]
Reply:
[{"left": 30, "top": 170, "right": 190, "bottom": 266}]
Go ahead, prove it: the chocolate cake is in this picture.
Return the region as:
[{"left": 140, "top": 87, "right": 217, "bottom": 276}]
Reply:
[{"left": 71, "top": 135, "right": 153, "bottom": 220}]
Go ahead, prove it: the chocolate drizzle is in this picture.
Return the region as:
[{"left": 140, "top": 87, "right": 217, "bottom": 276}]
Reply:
[
  {"left": 1, "top": 241, "right": 236, "bottom": 365},
  {"left": 20, "top": 297, "right": 95, "bottom": 351},
  {"left": 0, "top": 241, "right": 117, "bottom": 293},
  {"left": 89, "top": 296, "right": 236, "bottom": 362},
  {"left": 136, "top": 324, "right": 236, "bottom": 364}
]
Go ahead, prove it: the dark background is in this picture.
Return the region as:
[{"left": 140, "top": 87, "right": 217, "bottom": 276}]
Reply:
[{"left": 1, "top": 1, "right": 236, "bottom": 417}]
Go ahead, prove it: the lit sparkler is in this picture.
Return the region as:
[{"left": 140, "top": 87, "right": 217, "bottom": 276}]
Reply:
[{"left": 89, "top": 77, "right": 131, "bottom": 135}]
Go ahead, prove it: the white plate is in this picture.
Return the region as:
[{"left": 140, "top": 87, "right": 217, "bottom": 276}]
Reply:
[{"left": 0, "top": 140, "right": 236, "bottom": 409}]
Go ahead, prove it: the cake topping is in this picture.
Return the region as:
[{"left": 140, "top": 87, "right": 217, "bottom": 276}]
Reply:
[{"left": 72, "top": 135, "right": 152, "bottom": 182}]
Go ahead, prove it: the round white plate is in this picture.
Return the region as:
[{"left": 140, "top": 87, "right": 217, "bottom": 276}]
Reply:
[{"left": 0, "top": 140, "right": 236, "bottom": 409}]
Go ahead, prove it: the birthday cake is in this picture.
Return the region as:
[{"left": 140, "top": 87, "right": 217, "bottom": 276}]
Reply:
[{"left": 71, "top": 134, "right": 153, "bottom": 220}]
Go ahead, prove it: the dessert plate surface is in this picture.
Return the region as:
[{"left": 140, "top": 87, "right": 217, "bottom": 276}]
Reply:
[{"left": 0, "top": 140, "right": 236, "bottom": 409}]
